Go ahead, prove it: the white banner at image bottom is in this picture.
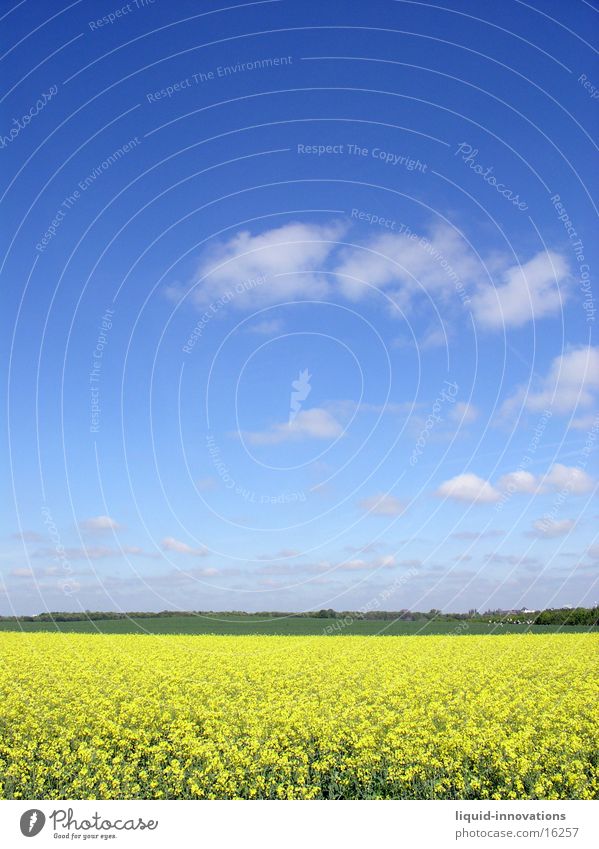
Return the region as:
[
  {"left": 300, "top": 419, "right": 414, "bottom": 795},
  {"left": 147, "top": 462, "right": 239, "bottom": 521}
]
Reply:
[{"left": 0, "top": 799, "right": 596, "bottom": 849}]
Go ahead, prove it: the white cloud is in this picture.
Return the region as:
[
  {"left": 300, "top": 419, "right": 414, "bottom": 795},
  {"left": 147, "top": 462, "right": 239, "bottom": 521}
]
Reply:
[
  {"left": 486, "top": 553, "right": 540, "bottom": 566},
  {"left": 541, "top": 463, "right": 595, "bottom": 495},
  {"left": 436, "top": 473, "right": 501, "bottom": 503},
  {"left": 497, "top": 470, "right": 538, "bottom": 494},
  {"left": 338, "top": 555, "right": 397, "bottom": 571},
  {"left": 161, "top": 537, "right": 208, "bottom": 556},
  {"left": 444, "top": 464, "right": 595, "bottom": 506},
  {"left": 358, "top": 493, "right": 406, "bottom": 516},
  {"left": 327, "top": 399, "right": 418, "bottom": 418},
  {"left": 502, "top": 346, "right": 599, "bottom": 416},
  {"left": 344, "top": 541, "right": 384, "bottom": 553},
  {"left": 334, "top": 224, "right": 480, "bottom": 304},
  {"left": 256, "top": 548, "right": 300, "bottom": 560},
  {"left": 341, "top": 559, "right": 368, "bottom": 571},
  {"left": 334, "top": 225, "right": 568, "bottom": 329},
  {"left": 12, "top": 530, "right": 44, "bottom": 542},
  {"left": 299, "top": 553, "right": 402, "bottom": 573},
  {"left": 30, "top": 542, "right": 159, "bottom": 562},
  {"left": 499, "top": 464, "right": 595, "bottom": 496},
  {"left": 240, "top": 408, "right": 343, "bottom": 445},
  {"left": 420, "top": 326, "right": 450, "bottom": 350},
  {"left": 188, "top": 221, "right": 345, "bottom": 308},
  {"left": 449, "top": 401, "right": 479, "bottom": 424},
  {"left": 246, "top": 318, "right": 285, "bottom": 335},
  {"left": 9, "top": 565, "right": 87, "bottom": 578},
  {"left": 471, "top": 251, "right": 569, "bottom": 328},
  {"left": 79, "top": 515, "right": 121, "bottom": 534},
  {"left": 32, "top": 546, "right": 115, "bottom": 561},
  {"left": 528, "top": 518, "right": 576, "bottom": 538},
  {"left": 541, "top": 463, "right": 596, "bottom": 495},
  {"left": 570, "top": 413, "right": 599, "bottom": 431},
  {"left": 129, "top": 565, "right": 219, "bottom": 584},
  {"left": 174, "top": 219, "right": 569, "bottom": 335}
]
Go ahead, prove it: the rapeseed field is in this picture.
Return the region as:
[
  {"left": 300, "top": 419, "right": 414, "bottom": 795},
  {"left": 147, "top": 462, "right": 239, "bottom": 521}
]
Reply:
[{"left": 0, "top": 633, "right": 596, "bottom": 799}]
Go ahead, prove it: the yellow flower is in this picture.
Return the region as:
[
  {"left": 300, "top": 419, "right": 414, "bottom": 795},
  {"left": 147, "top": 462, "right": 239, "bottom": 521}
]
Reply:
[{"left": 0, "top": 632, "right": 596, "bottom": 800}]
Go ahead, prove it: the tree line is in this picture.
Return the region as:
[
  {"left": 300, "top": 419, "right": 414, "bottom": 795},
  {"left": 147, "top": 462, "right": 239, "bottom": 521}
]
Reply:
[{"left": 0, "top": 606, "right": 597, "bottom": 625}]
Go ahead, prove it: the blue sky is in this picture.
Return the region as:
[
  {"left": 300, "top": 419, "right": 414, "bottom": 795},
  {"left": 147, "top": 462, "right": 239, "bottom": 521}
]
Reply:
[{"left": 1, "top": 0, "right": 598, "bottom": 615}]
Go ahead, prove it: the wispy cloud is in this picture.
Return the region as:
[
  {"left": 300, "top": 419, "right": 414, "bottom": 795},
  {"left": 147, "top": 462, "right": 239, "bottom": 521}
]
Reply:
[
  {"left": 451, "top": 529, "right": 505, "bottom": 540},
  {"left": 343, "top": 541, "right": 385, "bottom": 553},
  {"left": 239, "top": 407, "right": 343, "bottom": 445},
  {"left": 527, "top": 518, "right": 576, "bottom": 538},
  {"left": 358, "top": 493, "right": 406, "bottom": 516},
  {"left": 256, "top": 549, "right": 300, "bottom": 561},
  {"left": 32, "top": 545, "right": 115, "bottom": 561},
  {"left": 11, "top": 530, "right": 45, "bottom": 543},
  {"left": 501, "top": 346, "right": 599, "bottom": 417},
  {"left": 196, "top": 477, "right": 218, "bottom": 492},
  {"left": 79, "top": 515, "right": 121, "bottom": 534},
  {"left": 9, "top": 565, "right": 92, "bottom": 578},
  {"left": 30, "top": 543, "right": 159, "bottom": 561},
  {"left": 485, "top": 553, "right": 540, "bottom": 566},
  {"left": 246, "top": 317, "right": 285, "bottom": 335},
  {"left": 335, "top": 555, "right": 397, "bottom": 571},
  {"left": 449, "top": 401, "right": 479, "bottom": 424},
  {"left": 161, "top": 537, "right": 208, "bottom": 556}
]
